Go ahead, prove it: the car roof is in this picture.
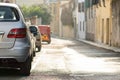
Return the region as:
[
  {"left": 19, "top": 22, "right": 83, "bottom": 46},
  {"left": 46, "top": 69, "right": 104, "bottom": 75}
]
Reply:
[{"left": 0, "top": 3, "right": 19, "bottom": 8}]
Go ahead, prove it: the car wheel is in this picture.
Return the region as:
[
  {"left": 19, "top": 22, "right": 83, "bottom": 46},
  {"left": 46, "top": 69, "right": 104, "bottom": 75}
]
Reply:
[
  {"left": 20, "top": 56, "right": 32, "bottom": 76},
  {"left": 33, "top": 50, "right": 36, "bottom": 57},
  {"left": 37, "top": 46, "right": 41, "bottom": 52},
  {"left": 48, "top": 40, "right": 51, "bottom": 44}
]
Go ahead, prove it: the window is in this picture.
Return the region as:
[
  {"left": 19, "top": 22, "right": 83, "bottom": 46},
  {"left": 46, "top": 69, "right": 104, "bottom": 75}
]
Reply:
[
  {"left": 102, "top": 19, "right": 104, "bottom": 43},
  {"left": 0, "top": 6, "right": 20, "bottom": 21},
  {"left": 78, "top": 2, "right": 84, "bottom": 12},
  {"left": 82, "top": 2, "right": 84, "bottom": 12},
  {"left": 80, "top": 21, "right": 81, "bottom": 31},
  {"left": 78, "top": 3, "right": 81, "bottom": 12},
  {"left": 106, "top": 18, "right": 109, "bottom": 44},
  {"left": 83, "top": 21, "right": 84, "bottom": 31},
  {"left": 103, "top": 0, "right": 106, "bottom": 7}
]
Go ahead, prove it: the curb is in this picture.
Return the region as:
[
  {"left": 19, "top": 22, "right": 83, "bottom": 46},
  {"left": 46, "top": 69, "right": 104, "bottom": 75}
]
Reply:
[{"left": 79, "top": 39, "right": 120, "bottom": 53}]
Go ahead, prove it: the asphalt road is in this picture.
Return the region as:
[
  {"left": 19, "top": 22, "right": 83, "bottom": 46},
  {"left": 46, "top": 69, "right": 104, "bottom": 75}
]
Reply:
[{"left": 0, "top": 37, "right": 120, "bottom": 80}]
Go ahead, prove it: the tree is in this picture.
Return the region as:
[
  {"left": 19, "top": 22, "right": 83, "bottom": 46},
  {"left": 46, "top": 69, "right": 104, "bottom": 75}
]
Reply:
[{"left": 21, "top": 5, "right": 52, "bottom": 25}]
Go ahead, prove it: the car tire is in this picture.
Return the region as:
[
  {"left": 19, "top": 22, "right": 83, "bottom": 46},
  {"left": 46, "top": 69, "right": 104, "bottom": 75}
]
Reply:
[
  {"left": 33, "top": 50, "right": 36, "bottom": 57},
  {"left": 20, "top": 56, "right": 32, "bottom": 76},
  {"left": 48, "top": 40, "right": 51, "bottom": 44},
  {"left": 37, "top": 46, "right": 41, "bottom": 52}
]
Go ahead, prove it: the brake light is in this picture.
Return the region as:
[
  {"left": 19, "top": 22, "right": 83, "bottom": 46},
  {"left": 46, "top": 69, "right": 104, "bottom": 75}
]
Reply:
[{"left": 7, "top": 28, "right": 26, "bottom": 38}]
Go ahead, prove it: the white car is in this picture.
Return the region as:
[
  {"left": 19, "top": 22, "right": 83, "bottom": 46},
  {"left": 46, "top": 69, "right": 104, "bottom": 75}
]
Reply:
[{"left": 0, "top": 3, "right": 35, "bottom": 76}]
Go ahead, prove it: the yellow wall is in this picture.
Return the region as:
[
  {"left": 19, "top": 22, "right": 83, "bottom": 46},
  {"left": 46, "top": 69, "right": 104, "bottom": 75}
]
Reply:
[{"left": 95, "top": 0, "right": 112, "bottom": 45}]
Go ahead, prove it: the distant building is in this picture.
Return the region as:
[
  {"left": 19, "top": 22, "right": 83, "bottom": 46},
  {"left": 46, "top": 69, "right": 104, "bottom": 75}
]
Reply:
[
  {"left": 111, "top": 0, "right": 120, "bottom": 47},
  {"left": 44, "top": 0, "right": 69, "bottom": 4},
  {"left": 0, "top": 0, "right": 16, "bottom": 3},
  {"left": 50, "top": 0, "right": 75, "bottom": 38},
  {"left": 16, "top": 0, "right": 44, "bottom": 6},
  {"left": 44, "top": 0, "right": 57, "bottom": 4},
  {"left": 85, "top": 0, "right": 96, "bottom": 41}
]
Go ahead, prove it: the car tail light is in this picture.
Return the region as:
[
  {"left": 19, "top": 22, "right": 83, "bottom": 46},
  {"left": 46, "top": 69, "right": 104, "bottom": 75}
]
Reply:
[{"left": 7, "top": 28, "right": 26, "bottom": 38}]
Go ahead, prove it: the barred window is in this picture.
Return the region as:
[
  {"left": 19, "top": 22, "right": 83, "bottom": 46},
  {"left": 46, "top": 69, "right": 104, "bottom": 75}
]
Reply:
[
  {"left": 78, "top": 3, "right": 81, "bottom": 12},
  {"left": 82, "top": 2, "right": 84, "bottom": 12},
  {"left": 78, "top": 2, "right": 84, "bottom": 12}
]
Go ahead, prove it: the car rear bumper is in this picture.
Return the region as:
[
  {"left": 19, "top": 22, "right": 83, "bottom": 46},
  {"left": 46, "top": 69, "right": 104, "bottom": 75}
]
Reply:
[{"left": 0, "top": 46, "right": 30, "bottom": 62}]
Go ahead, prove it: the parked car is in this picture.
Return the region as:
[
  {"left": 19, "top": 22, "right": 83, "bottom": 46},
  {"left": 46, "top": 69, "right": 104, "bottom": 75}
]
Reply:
[
  {"left": 38, "top": 25, "right": 51, "bottom": 44},
  {"left": 29, "top": 25, "right": 42, "bottom": 52},
  {"left": 0, "top": 3, "right": 35, "bottom": 76}
]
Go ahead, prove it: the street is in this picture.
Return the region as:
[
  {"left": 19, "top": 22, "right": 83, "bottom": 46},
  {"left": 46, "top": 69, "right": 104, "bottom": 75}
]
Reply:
[{"left": 0, "top": 37, "right": 120, "bottom": 80}]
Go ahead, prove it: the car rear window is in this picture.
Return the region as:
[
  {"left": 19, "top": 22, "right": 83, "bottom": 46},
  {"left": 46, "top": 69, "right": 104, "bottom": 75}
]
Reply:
[{"left": 0, "top": 6, "right": 20, "bottom": 21}]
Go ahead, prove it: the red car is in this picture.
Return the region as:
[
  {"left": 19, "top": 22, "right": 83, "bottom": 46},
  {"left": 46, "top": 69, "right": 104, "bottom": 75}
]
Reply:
[{"left": 38, "top": 25, "right": 51, "bottom": 44}]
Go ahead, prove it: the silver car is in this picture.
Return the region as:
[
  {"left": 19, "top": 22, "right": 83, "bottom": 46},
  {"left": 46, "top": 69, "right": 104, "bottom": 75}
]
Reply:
[
  {"left": 29, "top": 25, "right": 42, "bottom": 52},
  {"left": 0, "top": 3, "right": 34, "bottom": 76}
]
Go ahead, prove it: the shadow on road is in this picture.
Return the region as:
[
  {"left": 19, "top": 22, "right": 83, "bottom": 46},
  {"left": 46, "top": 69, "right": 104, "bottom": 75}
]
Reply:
[{"left": 0, "top": 68, "right": 20, "bottom": 76}]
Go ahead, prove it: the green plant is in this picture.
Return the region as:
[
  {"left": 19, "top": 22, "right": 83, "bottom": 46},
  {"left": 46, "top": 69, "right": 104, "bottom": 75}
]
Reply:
[{"left": 21, "top": 5, "right": 52, "bottom": 25}]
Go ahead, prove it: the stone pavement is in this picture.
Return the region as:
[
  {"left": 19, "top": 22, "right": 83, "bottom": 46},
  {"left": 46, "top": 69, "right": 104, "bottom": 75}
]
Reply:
[{"left": 52, "top": 35, "right": 120, "bottom": 52}]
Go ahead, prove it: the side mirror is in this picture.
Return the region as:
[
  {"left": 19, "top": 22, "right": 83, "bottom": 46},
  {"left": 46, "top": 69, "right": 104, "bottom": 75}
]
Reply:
[{"left": 29, "top": 26, "right": 38, "bottom": 36}]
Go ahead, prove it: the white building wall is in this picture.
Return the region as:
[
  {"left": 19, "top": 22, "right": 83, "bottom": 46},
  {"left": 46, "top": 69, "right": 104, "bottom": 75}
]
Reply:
[
  {"left": 78, "top": 0, "right": 86, "bottom": 40},
  {"left": 78, "top": 12, "right": 86, "bottom": 39}
]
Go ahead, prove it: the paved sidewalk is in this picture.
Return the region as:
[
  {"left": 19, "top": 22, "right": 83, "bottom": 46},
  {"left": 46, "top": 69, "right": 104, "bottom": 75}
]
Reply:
[{"left": 79, "top": 39, "right": 120, "bottom": 53}]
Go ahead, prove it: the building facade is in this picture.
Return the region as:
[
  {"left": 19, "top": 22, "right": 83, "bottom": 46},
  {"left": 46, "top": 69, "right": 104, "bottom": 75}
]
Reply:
[
  {"left": 111, "top": 0, "right": 120, "bottom": 47},
  {"left": 16, "top": 0, "right": 44, "bottom": 6},
  {"left": 85, "top": 0, "right": 112, "bottom": 46},
  {"left": 95, "top": 0, "right": 112, "bottom": 45},
  {"left": 85, "top": 0, "right": 96, "bottom": 41},
  {"left": 50, "top": 0, "right": 75, "bottom": 38},
  {"left": 60, "top": 0, "right": 74, "bottom": 38},
  {"left": 50, "top": 2, "right": 60, "bottom": 36},
  {"left": 77, "top": 0, "right": 86, "bottom": 40},
  {"left": 0, "top": 0, "right": 15, "bottom": 3}
]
